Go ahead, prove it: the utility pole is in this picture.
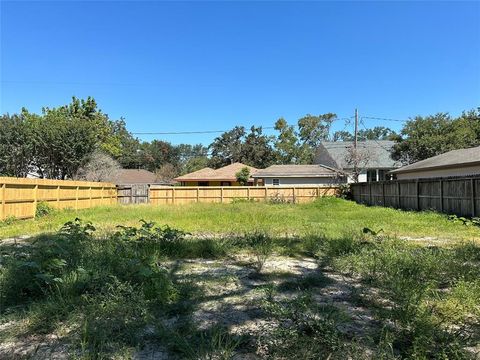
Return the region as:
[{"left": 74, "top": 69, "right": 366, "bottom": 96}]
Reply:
[{"left": 354, "top": 108, "right": 358, "bottom": 149}]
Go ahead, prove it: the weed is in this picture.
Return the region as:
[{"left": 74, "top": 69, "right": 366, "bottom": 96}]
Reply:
[
  {"left": 35, "top": 201, "right": 55, "bottom": 218},
  {"left": 243, "top": 231, "right": 273, "bottom": 273}
]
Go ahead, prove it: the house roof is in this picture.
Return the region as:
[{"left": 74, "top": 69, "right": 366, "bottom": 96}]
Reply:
[
  {"left": 390, "top": 146, "right": 480, "bottom": 174},
  {"left": 252, "top": 164, "right": 344, "bottom": 178},
  {"left": 113, "top": 169, "right": 161, "bottom": 185},
  {"left": 315, "top": 140, "right": 400, "bottom": 170},
  {"left": 175, "top": 163, "right": 258, "bottom": 182}
]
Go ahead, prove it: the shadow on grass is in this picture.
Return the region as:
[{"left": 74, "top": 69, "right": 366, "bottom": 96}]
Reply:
[{"left": 1, "top": 222, "right": 480, "bottom": 359}]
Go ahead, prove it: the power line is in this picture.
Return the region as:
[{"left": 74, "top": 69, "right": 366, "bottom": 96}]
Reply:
[
  {"left": 361, "top": 116, "right": 409, "bottom": 123},
  {"left": 131, "top": 117, "right": 352, "bottom": 135}
]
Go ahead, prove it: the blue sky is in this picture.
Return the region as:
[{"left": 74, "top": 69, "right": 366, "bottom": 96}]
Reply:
[{"left": 1, "top": 1, "right": 479, "bottom": 145}]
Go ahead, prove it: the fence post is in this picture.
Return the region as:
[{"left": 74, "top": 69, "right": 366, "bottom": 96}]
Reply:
[
  {"left": 32, "top": 183, "right": 38, "bottom": 217},
  {"left": 264, "top": 187, "right": 268, "bottom": 202},
  {"left": 397, "top": 181, "right": 401, "bottom": 208},
  {"left": 57, "top": 185, "right": 61, "bottom": 208},
  {"left": 101, "top": 186, "right": 104, "bottom": 204},
  {"left": 220, "top": 187, "right": 224, "bottom": 203},
  {"left": 196, "top": 187, "right": 200, "bottom": 203},
  {"left": 471, "top": 178, "right": 476, "bottom": 217},
  {"left": 172, "top": 187, "right": 175, "bottom": 204},
  {"left": 75, "top": 186, "right": 79, "bottom": 210},
  {"left": 293, "top": 187, "right": 296, "bottom": 203},
  {"left": 247, "top": 187, "right": 250, "bottom": 200},
  {"left": 439, "top": 180, "right": 443, "bottom": 212},
  {"left": 1, "top": 182, "right": 5, "bottom": 220},
  {"left": 382, "top": 182, "right": 386, "bottom": 206},
  {"left": 89, "top": 186, "right": 92, "bottom": 208},
  {"left": 416, "top": 180, "right": 420, "bottom": 211}
]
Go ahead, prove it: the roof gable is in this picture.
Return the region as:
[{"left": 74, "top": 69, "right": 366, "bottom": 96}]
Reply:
[{"left": 315, "top": 140, "right": 400, "bottom": 169}]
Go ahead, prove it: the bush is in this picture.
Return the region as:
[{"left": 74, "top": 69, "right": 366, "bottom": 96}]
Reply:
[{"left": 35, "top": 201, "right": 54, "bottom": 218}]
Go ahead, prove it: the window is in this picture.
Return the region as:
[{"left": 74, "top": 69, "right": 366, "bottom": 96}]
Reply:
[
  {"left": 272, "top": 178, "right": 280, "bottom": 186},
  {"left": 221, "top": 181, "right": 231, "bottom": 186},
  {"left": 198, "top": 181, "right": 208, "bottom": 186},
  {"left": 367, "top": 170, "right": 377, "bottom": 182},
  {"left": 378, "top": 170, "right": 386, "bottom": 181}
]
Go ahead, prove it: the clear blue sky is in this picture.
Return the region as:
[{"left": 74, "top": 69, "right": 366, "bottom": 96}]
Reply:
[{"left": 1, "top": 1, "right": 479, "bottom": 145}]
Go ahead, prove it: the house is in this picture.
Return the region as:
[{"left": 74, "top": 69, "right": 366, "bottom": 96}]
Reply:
[
  {"left": 314, "top": 140, "right": 401, "bottom": 182},
  {"left": 175, "top": 162, "right": 260, "bottom": 186},
  {"left": 389, "top": 146, "right": 480, "bottom": 180},
  {"left": 112, "top": 169, "right": 172, "bottom": 185},
  {"left": 252, "top": 164, "right": 346, "bottom": 186}
]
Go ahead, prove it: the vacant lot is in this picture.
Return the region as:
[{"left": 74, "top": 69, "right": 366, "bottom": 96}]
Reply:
[
  {"left": 1, "top": 198, "right": 479, "bottom": 241},
  {"left": 1, "top": 199, "right": 479, "bottom": 359}
]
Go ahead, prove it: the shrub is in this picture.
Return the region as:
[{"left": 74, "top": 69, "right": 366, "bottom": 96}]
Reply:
[{"left": 244, "top": 232, "right": 273, "bottom": 273}]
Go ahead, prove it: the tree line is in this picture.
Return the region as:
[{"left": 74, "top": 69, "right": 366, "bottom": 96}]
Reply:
[{"left": 1, "top": 97, "right": 478, "bottom": 181}]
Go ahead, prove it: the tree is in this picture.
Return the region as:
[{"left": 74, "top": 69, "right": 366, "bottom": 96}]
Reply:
[
  {"left": 274, "top": 118, "right": 314, "bottom": 164},
  {"left": 75, "top": 150, "right": 121, "bottom": 182},
  {"left": 0, "top": 113, "right": 33, "bottom": 177},
  {"left": 235, "top": 167, "right": 251, "bottom": 185},
  {"left": 298, "top": 113, "right": 337, "bottom": 147},
  {"left": 240, "top": 126, "right": 276, "bottom": 168},
  {"left": 332, "top": 126, "right": 397, "bottom": 142},
  {"left": 391, "top": 110, "right": 480, "bottom": 164},
  {"left": 155, "top": 163, "right": 179, "bottom": 182},
  {"left": 209, "top": 126, "right": 246, "bottom": 168},
  {"left": 140, "top": 140, "right": 180, "bottom": 172},
  {"left": 332, "top": 130, "right": 354, "bottom": 142},
  {"left": 182, "top": 156, "right": 209, "bottom": 174},
  {"left": 344, "top": 145, "right": 374, "bottom": 183}
]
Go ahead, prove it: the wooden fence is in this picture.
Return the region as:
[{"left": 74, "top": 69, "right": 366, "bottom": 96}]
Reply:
[
  {"left": 0, "top": 177, "right": 117, "bottom": 220},
  {"left": 117, "top": 184, "right": 149, "bottom": 204},
  {"left": 149, "top": 185, "right": 338, "bottom": 205},
  {"left": 350, "top": 176, "right": 480, "bottom": 217}
]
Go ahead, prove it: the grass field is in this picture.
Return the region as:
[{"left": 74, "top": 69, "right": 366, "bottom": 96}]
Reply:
[
  {"left": 1, "top": 199, "right": 480, "bottom": 359},
  {"left": 1, "top": 198, "right": 479, "bottom": 242}
]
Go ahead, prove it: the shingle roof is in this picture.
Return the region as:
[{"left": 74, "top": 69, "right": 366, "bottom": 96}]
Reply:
[
  {"left": 113, "top": 169, "right": 161, "bottom": 185},
  {"left": 252, "top": 164, "right": 343, "bottom": 178},
  {"left": 175, "top": 163, "right": 258, "bottom": 182},
  {"left": 390, "top": 146, "right": 480, "bottom": 174},
  {"left": 315, "top": 141, "right": 400, "bottom": 169},
  {"left": 174, "top": 167, "right": 217, "bottom": 181}
]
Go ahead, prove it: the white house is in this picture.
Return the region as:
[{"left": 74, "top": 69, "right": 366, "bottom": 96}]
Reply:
[
  {"left": 252, "top": 164, "right": 346, "bottom": 186},
  {"left": 314, "top": 140, "right": 401, "bottom": 182}
]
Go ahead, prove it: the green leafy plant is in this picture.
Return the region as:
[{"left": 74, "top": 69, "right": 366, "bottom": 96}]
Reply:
[
  {"left": 60, "top": 218, "right": 96, "bottom": 237},
  {"left": 35, "top": 201, "right": 54, "bottom": 218},
  {"left": 244, "top": 232, "right": 273, "bottom": 273},
  {"left": 235, "top": 166, "right": 251, "bottom": 186}
]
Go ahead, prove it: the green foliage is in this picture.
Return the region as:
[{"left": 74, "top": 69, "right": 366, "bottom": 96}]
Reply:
[
  {"left": 333, "top": 126, "right": 397, "bottom": 142},
  {"left": 392, "top": 108, "right": 480, "bottom": 164},
  {"left": 235, "top": 166, "right": 250, "bottom": 185},
  {"left": 35, "top": 201, "right": 54, "bottom": 218},
  {"left": 208, "top": 126, "right": 276, "bottom": 168},
  {"left": 298, "top": 113, "right": 336, "bottom": 147},
  {"left": 447, "top": 214, "right": 480, "bottom": 227},
  {"left": 243, "top": 231, "right": 273, "bottom": 272}
]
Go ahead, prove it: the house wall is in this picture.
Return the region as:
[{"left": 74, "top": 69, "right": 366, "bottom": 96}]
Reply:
[
  {"left": 262, "top": 177, "right": 345, "bottom": 186},
  {"left": 395, "top": 164, "right": 480, "bottom": 180}
]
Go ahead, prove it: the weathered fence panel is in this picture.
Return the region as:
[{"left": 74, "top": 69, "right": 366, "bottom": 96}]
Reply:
[
  {"left": 351, "top": 175, "right": 480, "bottom": 217},
  {"left": 117, "top": 184, "right": 149, "bottom": 204},
  {"left": 0, "top": 177, "right": 117, "bottom": 220},
  {"left": 149, "top": 186, "right": 339, "bottom": 205}
]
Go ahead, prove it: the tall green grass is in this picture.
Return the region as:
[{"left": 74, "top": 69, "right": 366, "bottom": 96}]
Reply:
[{"left": 2, "top": 198, "right": 479, "bottom": 241}]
